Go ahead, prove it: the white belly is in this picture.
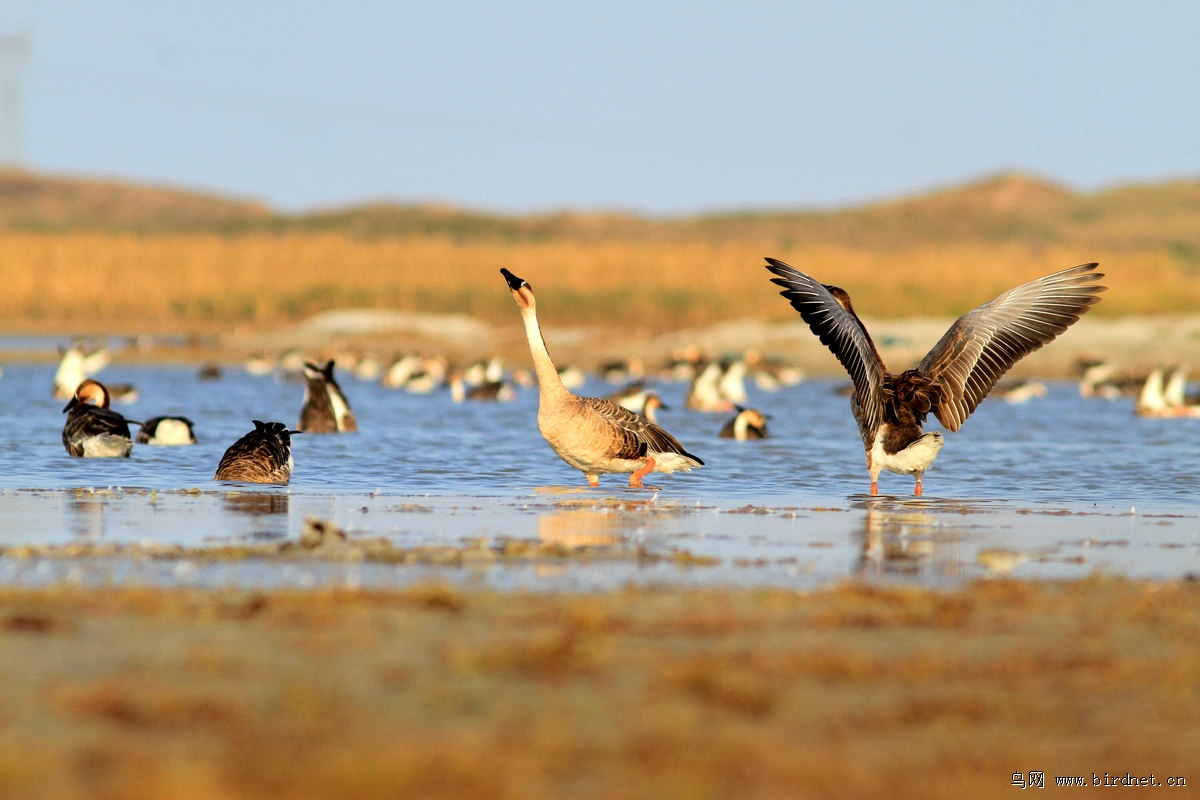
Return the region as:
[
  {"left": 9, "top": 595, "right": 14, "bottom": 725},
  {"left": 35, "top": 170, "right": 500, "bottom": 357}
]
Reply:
[{"left": 871, "top": 430, "right": 945, "bottom": 477}]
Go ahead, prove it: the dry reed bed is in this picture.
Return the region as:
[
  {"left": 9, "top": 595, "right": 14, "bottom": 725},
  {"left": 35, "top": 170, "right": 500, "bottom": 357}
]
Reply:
[
  {"left": 0, "top": 578, "right": 1196, "bottom": 799},
  {"left": 0, "top": 232, "right": 1187, "bottom": 333}
]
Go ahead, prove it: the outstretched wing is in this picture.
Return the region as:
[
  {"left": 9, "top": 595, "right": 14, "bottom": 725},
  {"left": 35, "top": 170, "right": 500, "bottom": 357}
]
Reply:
[
  {"left": 765, "top": 257, "right": 887, "bottom": 448},
  {"left": 919, "top": 262, "right": 1105, "bottom": 432}
]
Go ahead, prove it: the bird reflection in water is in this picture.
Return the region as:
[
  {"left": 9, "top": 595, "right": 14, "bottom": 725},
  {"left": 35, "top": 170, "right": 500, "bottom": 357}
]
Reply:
[
  {"left": 69, "top": 495, "right": 107, "bottom": 541},
  {"left": 222, "top": 491, "right": 290, "bottom": 541},
  {"left": 534, "top": 509, "right": 629, "bottom": 577},
  {"left": 537, "top": 509, "right": 625, "bottom": 550},
  {"left": 855, "top": 507, "right": 965, "bottom": 579}
]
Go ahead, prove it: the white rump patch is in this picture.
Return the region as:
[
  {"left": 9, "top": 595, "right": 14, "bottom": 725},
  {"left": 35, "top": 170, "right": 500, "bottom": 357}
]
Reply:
[
  {"left": 81, "top": 434, "right": 132, "bottom": 458},
  {"left": 149, "top": 419, "right": 194, "bottom": 445},
  {"left": 650, "top": 451, "right": 703, "bottom": 474}
]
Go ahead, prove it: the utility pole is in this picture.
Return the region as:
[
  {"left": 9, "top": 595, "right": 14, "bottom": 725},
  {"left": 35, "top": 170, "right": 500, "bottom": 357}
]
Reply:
[{"left": 0, "top": 32, "right": 29, "bottom": 167}]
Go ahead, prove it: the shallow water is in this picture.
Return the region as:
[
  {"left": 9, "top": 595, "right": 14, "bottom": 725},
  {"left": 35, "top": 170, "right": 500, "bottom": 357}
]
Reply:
[{"left": 1, "top": 363, "right": 1198, "bottom": 589}]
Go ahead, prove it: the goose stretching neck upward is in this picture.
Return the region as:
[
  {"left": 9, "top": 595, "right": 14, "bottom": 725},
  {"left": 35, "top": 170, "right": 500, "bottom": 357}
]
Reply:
[
  {"left": 501, "top": 268, "right": 703, "bottom": 488},
  {"left": 765, "top": 258, "right": 1106, "bottom": 496}
]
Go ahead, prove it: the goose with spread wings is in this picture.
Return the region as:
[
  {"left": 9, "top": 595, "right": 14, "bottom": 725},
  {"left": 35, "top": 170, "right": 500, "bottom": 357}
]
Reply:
[
  {"left": 502, "top": 268, "right": 703, "bottom": 488},
  {"left": 765, "top": 258, "right": 1106, "bottom": 495}
]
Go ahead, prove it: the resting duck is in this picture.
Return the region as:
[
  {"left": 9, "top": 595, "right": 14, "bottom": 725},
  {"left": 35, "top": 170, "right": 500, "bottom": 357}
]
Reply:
[
  {"left": 765, "top": 258, "right": 1105, "bottom": 495},
  {"left": 502, "top": 268, "right": 703, "bottom": 488},
  {"left": 62, "top": 379, "right": 136, "bottom": 458},
  {"left": 298, "top": 360, "right": 357, "bottom": 433},
  {"left": 719, "top": 407, "right": 769, "bottom": 440},
  {"left": 214, "top": 420, "right": 299, "bottom": 484},
  {"left": 136, "top": 416, "right": 197, "bottom": 445}
]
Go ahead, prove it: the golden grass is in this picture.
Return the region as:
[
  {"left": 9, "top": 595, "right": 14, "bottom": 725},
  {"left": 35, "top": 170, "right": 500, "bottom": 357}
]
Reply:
[
  {"left": 0, "top": 231, "right": 1191, "bottom": 334},
  {"left": 0, "top": 578, "right": 1196, "bottom": 799}
]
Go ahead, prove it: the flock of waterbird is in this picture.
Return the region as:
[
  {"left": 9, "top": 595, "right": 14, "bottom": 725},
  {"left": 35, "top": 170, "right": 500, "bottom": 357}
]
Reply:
[{"left": 56, "top": 258, "right": 1123, "bottom": 495}]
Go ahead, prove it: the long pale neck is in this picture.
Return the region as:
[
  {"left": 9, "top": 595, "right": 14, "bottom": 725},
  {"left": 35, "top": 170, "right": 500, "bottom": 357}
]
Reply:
[{"left": 521, "top": 307, "right": 569, "bottom": 398}]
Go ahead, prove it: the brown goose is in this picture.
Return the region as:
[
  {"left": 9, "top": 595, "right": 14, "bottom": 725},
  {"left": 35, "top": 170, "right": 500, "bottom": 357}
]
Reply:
[
  {"left": 501, "top": 268, "right": 703, "bottom": 488},
  {"left": 765, "top": 258, "right": 1105, "bottom": 495},
  {"left": 62, "top": 378, "right": 136, "bottom": 458},
  {"left": 214, "top": 420, "right": 300, "bottom": 484},
  {"left": 607, "top": 383, "right": 668, "bottom": 425},
  {"left": 298, "top": 360, "right": 357, "bottom": 433}
]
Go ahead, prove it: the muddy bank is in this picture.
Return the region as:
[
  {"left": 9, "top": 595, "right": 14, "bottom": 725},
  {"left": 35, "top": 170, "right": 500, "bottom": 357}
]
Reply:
[{"left": 0, "top": 578, "right": 1195, "bottom": 799}]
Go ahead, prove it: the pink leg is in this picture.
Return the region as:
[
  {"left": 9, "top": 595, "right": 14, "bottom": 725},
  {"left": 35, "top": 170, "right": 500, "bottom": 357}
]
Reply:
[
  {"left": 913, "top": 479, "right": 923, "bottom": 497},
  {"left": 586, "top": 474, "right": 600, "bottom": 487},
  {"left": 870, "top": 480, "right": 879, "bottom": 495},
  {"left": 629, "top": 457, "right": 657, "bottom": 488}
]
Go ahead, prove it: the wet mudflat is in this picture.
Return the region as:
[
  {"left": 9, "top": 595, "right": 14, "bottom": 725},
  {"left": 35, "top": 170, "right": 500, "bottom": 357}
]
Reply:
[{"left": 0, "top": 488, "right": 1196, "bottom": 590}]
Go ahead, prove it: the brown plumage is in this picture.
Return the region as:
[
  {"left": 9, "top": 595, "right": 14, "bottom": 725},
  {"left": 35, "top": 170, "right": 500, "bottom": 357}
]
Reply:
[
  {"left": 214, "top": 420, "right": 299, "bottom": 484},
  {"left": 766, "top": 258, "right": 1106, "bottom": 495},
  {"left": 502, "top": 268, "right": 703, "bottom": 488},
  {"left": 61, "top": 378, "right": 135, "bottom": 458},
  {"left": 298, "top": 360, "right": 357, "bottom": 433}
]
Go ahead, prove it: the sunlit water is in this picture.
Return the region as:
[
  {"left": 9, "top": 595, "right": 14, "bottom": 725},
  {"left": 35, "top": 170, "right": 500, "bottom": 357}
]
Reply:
[{"left": 1, "top": 363, "right": 1198, "bottom": 590}]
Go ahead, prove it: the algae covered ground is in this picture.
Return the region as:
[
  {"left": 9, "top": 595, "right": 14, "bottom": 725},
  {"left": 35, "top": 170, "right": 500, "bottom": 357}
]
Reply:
[{"left": 0, "top": 578, "right": 1196, "bottom": 799}]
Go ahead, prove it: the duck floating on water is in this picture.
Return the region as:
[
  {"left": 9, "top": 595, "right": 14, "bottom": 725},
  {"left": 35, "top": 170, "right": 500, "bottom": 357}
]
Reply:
[
  {"left": 298, "top": 360, "right": 357, "bottom": 433},
  {"left": 62, "top": 379, "right": 136, "bottom": 458},
  {"left": 136, "top": 416, "right": 197, "bottom": 445},
  {"left": 765, "top": 258, "right": 1105, "bottom": 495},
  {"left": 719, "top": 407, "right": 769, "bottom": 440},
  {"left": 502, "top": 267, "right": 703, "bottom": 488},
  {"left": 214, "top": 420, "right": 300, "bottom": 484}
]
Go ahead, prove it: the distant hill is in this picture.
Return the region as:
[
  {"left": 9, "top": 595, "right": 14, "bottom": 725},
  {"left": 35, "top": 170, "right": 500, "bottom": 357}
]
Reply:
[
  {"left": 684, "top": 173, "right": 1200, "bottom": 253},
  {"left": 1, "top": 169, "right": 1197, "bottom": 256},
  {"left": 0, "top": 169, "right": 272, "bottom": 231}
]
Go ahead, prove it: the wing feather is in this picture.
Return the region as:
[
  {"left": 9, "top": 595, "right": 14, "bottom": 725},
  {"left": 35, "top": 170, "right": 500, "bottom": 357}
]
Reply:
[
  {"left": 581, "top": 397, "right": 704, "bottom": 465},
  {"left": 919, "top": 262, "right": 1105, "bottom": 431},
  {"left": 765, "top": 257, "right": 887, "bottom": 448}
]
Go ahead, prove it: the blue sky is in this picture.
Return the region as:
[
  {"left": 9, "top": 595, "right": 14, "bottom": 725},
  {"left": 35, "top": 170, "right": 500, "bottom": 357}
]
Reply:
[{"left": 3, "top": 1, "right": 1198, "bottom": 214}]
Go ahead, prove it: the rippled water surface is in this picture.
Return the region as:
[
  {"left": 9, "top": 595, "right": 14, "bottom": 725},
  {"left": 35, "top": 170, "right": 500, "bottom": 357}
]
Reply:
[{"left": 1, "top": 363, "right": 1198, "bottom": 589}]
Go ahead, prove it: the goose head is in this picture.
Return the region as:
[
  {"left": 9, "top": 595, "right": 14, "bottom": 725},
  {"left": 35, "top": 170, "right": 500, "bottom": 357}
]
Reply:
[
  {"left": 501, "top": 268, "right": 536, "bottom": 311},
  {"left": 63, "top": 378, "right": 111, "bottom": 413}
]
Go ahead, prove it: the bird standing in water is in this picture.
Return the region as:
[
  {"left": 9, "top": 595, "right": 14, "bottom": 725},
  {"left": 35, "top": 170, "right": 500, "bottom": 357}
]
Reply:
[
  {"left": 765, "top": 258, "right": 1105, "bottom": 495},
  {"left": 501, "top": 268, "right": 703, "bottom": 488}
]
